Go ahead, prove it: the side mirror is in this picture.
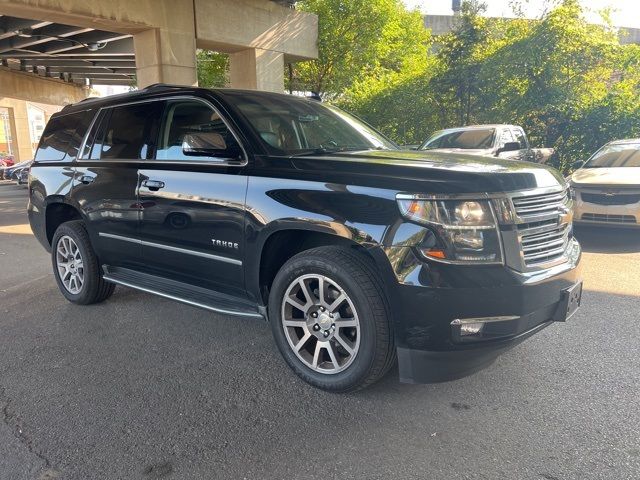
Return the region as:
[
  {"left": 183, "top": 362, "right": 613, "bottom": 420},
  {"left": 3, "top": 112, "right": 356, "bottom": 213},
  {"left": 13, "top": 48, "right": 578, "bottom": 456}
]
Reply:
[
  {"left": 496, "top": 141, "right": 521, "bottom": 155},
  {"left": 182, "top": 132, "right": 227, "bottom": 156}
]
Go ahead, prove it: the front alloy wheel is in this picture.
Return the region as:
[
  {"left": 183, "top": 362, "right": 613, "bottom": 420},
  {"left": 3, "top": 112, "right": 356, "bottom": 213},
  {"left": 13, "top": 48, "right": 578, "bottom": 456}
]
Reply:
[
  {"left": 281, "top": 274, "right": 360, "bottom": 374},
  {"left": 269, "top": 246, "right": 395, "bottom": 392}
]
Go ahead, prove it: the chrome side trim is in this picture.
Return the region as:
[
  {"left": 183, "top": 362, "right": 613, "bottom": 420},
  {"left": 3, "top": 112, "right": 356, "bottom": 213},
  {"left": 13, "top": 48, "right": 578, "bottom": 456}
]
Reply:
[
  {"left": 102, "top": 275, "right": 263, "bottom": 319},
  {"left": 451, "top": 315, "right": 519, "bottom": 325},
  {"left": 98, "top": 232, "right": 242, "bottom": 266}
]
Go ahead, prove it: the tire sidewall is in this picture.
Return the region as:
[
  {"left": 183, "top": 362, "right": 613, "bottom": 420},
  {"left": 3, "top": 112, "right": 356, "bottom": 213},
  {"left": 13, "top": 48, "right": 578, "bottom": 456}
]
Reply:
[{"left": 269, "top": 253, "right": 381, "bottom": 391}]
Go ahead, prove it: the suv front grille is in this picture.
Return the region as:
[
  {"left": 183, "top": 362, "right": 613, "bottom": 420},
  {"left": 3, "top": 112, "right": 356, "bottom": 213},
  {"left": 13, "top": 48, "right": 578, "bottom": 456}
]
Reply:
[
  {"left": 512, "top": 190, "right": 568, "bottom": 217},
  {"left": 510, "top": 188, "right": 572, "bottom": 268},
  {"left": 519, "top": 223, "right": 570, "bottom": 265}
]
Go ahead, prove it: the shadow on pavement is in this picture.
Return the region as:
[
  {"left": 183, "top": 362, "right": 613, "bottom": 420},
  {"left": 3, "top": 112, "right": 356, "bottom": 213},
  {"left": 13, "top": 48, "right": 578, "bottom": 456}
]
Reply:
[{"left": 574, "top": 225, "right": 640, "bottom": 254}]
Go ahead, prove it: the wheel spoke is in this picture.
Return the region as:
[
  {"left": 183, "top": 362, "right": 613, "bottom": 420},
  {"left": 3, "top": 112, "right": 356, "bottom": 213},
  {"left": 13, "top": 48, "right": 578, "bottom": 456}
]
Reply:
[
  {"left": 298, "top": 278, "right": 315, "bottom": 306},
  {"left": 283, "top": 319, "right": 307, "bottom": 328},
  {"left": 318, "top": 276, "right": 326, "bottom": 305},
  {"left": 335, "top": 318, "right": 357, "bottom": 328},
  {"left": 294, "top": 330, "right": 311, "bottom": 351},
  {"left": 285, "top": 295, "right": 307, "bottom": 313},
  {"left": 327, "top": 293, "right": 346, "bottom": 313},
  {"left": 326, "top": 342, "right": 339, "bottom": 370},
  {"left": 334, "top": 333, "right": 355, "bottom": 355},
  {"left": 312, "top": 341, "right": 322, "bottom": 368}
]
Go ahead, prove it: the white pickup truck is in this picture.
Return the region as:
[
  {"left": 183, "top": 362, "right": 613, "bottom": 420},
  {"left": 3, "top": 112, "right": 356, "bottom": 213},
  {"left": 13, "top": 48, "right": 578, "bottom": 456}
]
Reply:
[{"left": 419, "top": 124, "right": 554, "bottom": 164}]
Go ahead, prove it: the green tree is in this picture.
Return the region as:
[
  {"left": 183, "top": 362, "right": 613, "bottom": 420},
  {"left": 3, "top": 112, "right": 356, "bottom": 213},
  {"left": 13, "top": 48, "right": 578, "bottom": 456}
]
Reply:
[
  {"left": 292, "top": 0, "right": 430, "bottom": 97},
  {"left": 196, "top": 50, "right": 229, "bottom": 88}
]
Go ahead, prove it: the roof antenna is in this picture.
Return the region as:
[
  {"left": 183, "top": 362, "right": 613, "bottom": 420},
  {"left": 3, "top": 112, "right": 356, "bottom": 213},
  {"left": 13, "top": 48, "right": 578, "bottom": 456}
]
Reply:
[{"left": 308, "top": 92, "right": 322, "bottom": 102}]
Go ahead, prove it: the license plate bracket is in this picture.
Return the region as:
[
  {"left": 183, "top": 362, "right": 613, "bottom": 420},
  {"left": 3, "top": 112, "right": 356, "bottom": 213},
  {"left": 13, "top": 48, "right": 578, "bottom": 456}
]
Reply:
[{"left": 554, "top": 281, "right": 583, "bottom": 322}]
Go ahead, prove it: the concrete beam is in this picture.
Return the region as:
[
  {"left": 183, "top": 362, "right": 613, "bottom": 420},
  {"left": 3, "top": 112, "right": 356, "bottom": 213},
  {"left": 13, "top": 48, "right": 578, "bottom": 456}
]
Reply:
[
  {"left": 0, "top": 0, "right": 318, "bottom": 90},
  {"left": 133, "top": 27, "right": 196, "bottom": 87},
  {"left": 0, "top": 66, "right": 87, "bottom": 104},
  {"left": 195, "top": 0, "right": 318, "bottom": 61},
  {"left": 229, "top": 47, "right": 284, "bottom": 92}
]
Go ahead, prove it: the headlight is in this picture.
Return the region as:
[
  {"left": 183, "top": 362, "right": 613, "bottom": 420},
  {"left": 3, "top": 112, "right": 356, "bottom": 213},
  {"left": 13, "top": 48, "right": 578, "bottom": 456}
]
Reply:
[{"left": 397, "top": 196, "right": 502, "bottom": 264}]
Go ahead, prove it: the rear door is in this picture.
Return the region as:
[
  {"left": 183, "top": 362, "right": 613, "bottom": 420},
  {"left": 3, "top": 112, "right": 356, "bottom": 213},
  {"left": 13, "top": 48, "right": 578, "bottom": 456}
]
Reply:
[
  {"left": 137, "top": 97, "right": 249, "bottom": 297},
  {"left": 72, "top": 101, "right": 163, "bottom": 268}
]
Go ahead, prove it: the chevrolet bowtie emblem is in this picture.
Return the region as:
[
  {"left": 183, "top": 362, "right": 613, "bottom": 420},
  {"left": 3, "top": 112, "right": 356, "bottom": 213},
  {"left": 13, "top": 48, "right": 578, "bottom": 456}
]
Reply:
[{"left": 558, "top": 204, "right": 573, "bottom": 224}]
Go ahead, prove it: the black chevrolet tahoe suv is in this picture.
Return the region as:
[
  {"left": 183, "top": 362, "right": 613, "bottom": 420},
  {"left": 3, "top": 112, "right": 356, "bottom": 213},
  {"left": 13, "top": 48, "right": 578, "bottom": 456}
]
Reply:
[{"left": 28, "top": 85, "right": 583, "bottom": 392}]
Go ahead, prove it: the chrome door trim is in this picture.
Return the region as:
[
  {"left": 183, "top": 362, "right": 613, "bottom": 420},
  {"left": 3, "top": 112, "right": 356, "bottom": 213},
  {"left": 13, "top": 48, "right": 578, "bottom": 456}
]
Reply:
[
  {"left": 98, "top": 232, "right": 242, "bottom": 266},
  {"left": 77, "top": 95, "right": 248, "bottom": 167}
]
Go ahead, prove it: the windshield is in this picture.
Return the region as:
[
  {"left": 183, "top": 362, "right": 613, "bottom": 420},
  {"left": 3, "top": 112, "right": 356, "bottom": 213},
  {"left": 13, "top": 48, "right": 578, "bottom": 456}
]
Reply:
[
  {"left": 584, "top": 143, "right": 640, "bottom": 168},
  {"left": 421, "top": 128, "right": 496, "bottom": 150},
  {"left": 222, "top": 92, "right": 397, "bottom": 155}
]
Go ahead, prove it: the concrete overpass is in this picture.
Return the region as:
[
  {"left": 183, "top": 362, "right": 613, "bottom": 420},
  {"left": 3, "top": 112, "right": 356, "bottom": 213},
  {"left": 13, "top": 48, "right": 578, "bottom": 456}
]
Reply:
[
  {"left": 0, "top": 0, "right": 318, "bottom": 161},
  {"left": 424, "top": 14, "right": 640, "bottom": 45}
]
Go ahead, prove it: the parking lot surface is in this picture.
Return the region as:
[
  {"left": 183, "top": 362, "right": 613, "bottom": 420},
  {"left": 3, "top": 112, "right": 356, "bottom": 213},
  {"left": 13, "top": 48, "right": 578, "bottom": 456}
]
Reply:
[{"left": 1, "top": 180, "right": 639, "bottom": 480}]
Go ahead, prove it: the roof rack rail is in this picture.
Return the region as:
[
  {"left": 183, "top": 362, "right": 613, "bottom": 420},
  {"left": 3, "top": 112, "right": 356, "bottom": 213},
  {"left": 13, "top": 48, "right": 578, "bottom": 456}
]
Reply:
[{"left": 142, "top": 83, "right": 190, "bottom": 90}]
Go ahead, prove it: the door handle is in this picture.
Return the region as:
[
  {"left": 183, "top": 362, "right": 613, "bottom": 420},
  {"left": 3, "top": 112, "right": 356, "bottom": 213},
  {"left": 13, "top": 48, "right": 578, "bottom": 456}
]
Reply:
[
  {"left": 142, "top": 179, "right": 165, "bottom": 191},
  {"left": 79, "top": 175, "right": 94, "bottom": 184}
]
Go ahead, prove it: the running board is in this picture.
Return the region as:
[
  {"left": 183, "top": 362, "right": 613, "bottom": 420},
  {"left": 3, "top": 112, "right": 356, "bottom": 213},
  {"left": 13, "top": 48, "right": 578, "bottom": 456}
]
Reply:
[{"left": 102, "top": 266, "right": 264, "bottom": 319}]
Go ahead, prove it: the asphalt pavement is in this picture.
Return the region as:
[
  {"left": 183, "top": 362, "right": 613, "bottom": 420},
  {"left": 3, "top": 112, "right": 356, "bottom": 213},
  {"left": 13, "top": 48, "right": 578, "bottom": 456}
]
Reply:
[{"left": 1, "top": 180, "right": 639, "bottom": 480}]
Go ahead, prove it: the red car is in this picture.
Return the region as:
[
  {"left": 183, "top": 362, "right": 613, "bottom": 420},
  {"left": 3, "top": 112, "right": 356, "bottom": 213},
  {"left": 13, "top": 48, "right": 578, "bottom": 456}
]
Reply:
[{"left": 1, "top": 156, "right": 16, "bottom": 179}]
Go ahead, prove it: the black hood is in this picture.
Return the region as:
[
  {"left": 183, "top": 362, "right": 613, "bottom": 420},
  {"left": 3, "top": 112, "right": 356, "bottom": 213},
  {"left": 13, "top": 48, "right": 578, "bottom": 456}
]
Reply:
[{"left": 286, "top": 149, "right": 565, "bottom": 194}]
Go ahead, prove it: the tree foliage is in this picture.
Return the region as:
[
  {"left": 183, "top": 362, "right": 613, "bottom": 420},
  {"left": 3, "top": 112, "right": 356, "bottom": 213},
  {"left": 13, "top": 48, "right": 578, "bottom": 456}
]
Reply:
[
  {"left": 292, "top": 0, "right": 430, "bottom": 97},
  {"left": 197, "top": 50, "right": 229, "bottom": 88},
  {"left": 338, "top": 0, "right": 640, "bottom": 171}
]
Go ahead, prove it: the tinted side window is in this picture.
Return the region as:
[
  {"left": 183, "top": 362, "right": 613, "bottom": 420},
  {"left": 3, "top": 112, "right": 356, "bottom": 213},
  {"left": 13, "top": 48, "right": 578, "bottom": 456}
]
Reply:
[
  {"left": 497, "top": 128, "right": 514, "bottom": 148},
  {"left": 156, "top": 100, "right": 243, "bottom": 162},
  {"left": 98, "top": 103, "right": 161, "bottom": 160},
  {"left": 512, "top": 128, "right": 527, "bottom": 148},
  {"left": 34, "top": 110, "right": 93, "bottom": 162}
]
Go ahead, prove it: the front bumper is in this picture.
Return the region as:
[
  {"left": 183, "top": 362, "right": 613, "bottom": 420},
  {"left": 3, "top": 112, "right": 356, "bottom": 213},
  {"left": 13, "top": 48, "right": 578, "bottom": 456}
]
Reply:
[{"left": 384, "top": 239, "right": 582, "bottom": 383}]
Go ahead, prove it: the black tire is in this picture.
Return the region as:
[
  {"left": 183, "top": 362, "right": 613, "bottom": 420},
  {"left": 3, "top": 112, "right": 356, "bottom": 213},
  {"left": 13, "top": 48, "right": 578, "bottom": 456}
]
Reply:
[
  {"left": 268, "top": 246, "right": 395, "bottom": 392},
  {"left": 51, "top": 220, "right": 115, "bottom": 305}
]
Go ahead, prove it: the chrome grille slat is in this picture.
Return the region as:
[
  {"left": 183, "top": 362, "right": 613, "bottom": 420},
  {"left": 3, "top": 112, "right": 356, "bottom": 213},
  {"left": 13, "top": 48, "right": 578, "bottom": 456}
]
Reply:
[
  {"left": 581, "top": 213, "right": 636, "bottom": 224},
  {"left": 523, "top": 236, "right": 566, "bottom": 251},
  {"left": 512, "top": 193, "right": 566, "bottom": 206},
  {"left": 512, "top": 187, "right": 571, "bottom": 267}
]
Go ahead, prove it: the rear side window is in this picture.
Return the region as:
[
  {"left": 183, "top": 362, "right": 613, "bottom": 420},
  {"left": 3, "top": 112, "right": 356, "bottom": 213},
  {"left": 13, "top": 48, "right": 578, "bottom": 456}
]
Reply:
[
  {"left": 34, "top": 110, "right": 93, "bottom": 162},
  {"left": 91, "top": 102, "right": 162, "bottom": 160}
]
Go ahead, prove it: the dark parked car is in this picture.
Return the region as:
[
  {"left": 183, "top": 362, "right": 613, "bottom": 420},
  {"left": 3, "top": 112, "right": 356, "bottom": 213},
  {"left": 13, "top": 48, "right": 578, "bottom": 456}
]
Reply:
[
  {"left": 3, "top": 160, "right": 31, "bottom": 181},
  {"left": 17, "top": 165, "right": 30, "bottom": 185},
  {"left": 28, "top": 85, "right": 582, "bottom": 392}
]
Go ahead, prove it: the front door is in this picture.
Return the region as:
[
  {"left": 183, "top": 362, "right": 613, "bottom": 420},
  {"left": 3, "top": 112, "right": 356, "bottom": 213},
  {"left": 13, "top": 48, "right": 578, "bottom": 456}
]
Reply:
[{"left": 137, "top": 98, "right": 248, "bottom": 297}]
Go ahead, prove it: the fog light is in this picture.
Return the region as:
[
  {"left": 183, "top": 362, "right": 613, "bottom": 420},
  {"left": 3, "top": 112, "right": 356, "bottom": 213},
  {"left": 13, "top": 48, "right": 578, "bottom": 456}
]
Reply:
[{"left": 459, "top": 322, "right": 484, "bottom": 336}]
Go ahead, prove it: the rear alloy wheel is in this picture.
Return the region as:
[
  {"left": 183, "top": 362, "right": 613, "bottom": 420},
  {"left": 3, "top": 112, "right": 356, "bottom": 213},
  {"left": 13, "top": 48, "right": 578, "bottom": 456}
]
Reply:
[
  {"left": 55, "top": 235, "right": 85, "bottom": 294},
  {"left": 51, "top": 220, "right": 115, "bottom": 305},
  {"left": 269, "top": 246, "right": 395, "bottom": 392}
]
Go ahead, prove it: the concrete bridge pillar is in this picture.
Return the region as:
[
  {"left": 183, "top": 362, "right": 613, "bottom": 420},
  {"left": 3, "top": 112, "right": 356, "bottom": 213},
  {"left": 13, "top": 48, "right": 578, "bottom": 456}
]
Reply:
[
  {"left": 0, "top": 99, "right": 33, "bottom": 162},
  {"left": 229, "top": 48, "right": 284, "bottom": 93}
]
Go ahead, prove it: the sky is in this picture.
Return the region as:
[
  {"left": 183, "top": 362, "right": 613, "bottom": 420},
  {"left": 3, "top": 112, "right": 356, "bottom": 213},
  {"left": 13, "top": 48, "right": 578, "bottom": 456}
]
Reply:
[{"left": 402, "top": 0, "right": 640, "bottom": 29}]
